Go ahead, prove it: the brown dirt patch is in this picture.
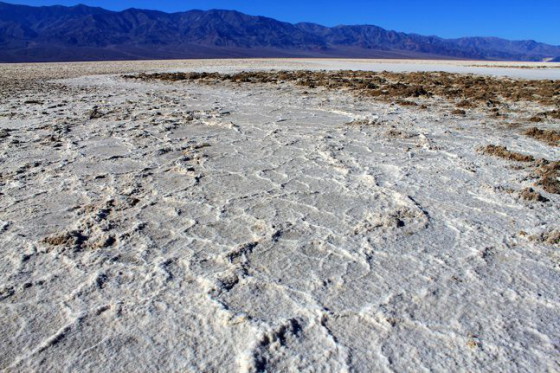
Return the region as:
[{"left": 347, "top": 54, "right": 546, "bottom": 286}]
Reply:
[
  {"left": 535, "top": 160, "right": 560, "bottom": 194},
  {"left": 452, "top": 109, "right": 467, "bottom": 115},
  {"left": 524, "top": 127, "right": 560, "bottom": 146},
  {"left": 42, "top": 230, "right": 88, "bottom": 248},
  {"left": 519, "top": 187, "right": 549, "bottom": 202},
  {"left": 547, "top": 110, "right": 560, "bottom": 119},
  {"left": 124, "top": 70, "right": 560, "bottom": 107},
  {"left": 480, "top": 145, "right": 535, "bottom": 162},
  {"left": 530, "top": 230, "right": 560, "bottom": 246},
  {"left": 395, "top": 99, "right": 418, "bottom": 106},
  {"left": 529, "top": 116, "right": 544, "bottom": 123},
  {"left": 456, "top": 100, "right": 477, "bottom": 109}
]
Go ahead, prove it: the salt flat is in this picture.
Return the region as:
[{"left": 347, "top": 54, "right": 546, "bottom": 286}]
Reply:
[{"left": 0, "top": 59, "right": 559, "bottom": 372}]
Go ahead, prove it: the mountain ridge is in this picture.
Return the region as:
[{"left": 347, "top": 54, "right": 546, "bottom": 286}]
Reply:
[{"left": 0, "top": 1, "right": 559, "bottom": 62}]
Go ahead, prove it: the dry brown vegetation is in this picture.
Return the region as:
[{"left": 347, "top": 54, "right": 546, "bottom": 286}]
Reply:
[
  {"left": 524, "top": 127, "right": 560, "bottom": 146},
  {"left": 124, "top": 70, "right": 560, "bottom": 107},
  {"left": 480, "top": 145, "right": 535, "bottom": 162}
]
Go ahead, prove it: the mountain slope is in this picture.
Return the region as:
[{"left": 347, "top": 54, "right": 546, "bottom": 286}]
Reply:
[{"left": 0, "top": 1, "right": 559, "bottom": 62}]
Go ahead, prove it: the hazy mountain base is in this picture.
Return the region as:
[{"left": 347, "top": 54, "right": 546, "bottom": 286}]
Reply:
[
  {"left": 0, "top": 45, "right": 459, "bottom": 64},
  {"left": 0, "top": 60, "right": 559, "bottom": 372}
]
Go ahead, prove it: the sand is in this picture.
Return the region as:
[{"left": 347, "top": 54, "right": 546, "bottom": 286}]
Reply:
[{"left": 0, "top": 59, "right": 559, "bottom": 372}]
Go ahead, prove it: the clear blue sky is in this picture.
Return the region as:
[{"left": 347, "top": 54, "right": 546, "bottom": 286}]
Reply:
[{"left": 7, "top": 0, "right": 560, "bottom": 45}]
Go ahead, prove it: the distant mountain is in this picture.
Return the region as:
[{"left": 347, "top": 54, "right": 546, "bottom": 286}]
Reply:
[{"left": 1, "top": 1, "right": 559, "bottom": 62}]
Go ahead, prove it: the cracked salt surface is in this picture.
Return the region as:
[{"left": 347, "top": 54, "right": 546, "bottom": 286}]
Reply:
[{"left": 0, "top": 60, "right": 559, "bottom": 372}]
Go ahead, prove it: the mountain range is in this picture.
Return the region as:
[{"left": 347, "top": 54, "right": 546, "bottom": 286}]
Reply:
[{"left": 1, "top": 1, "right": 559, "bottom": 63}]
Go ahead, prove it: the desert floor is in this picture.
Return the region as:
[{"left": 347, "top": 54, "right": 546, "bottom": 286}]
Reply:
[{"left": 0, "top": 59, "right": 559, "bottom": 372}]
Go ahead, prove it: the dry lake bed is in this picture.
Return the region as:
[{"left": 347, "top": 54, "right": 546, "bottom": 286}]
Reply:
[{"left": 0, "top": 59, "right": 559, "bottom": 372}]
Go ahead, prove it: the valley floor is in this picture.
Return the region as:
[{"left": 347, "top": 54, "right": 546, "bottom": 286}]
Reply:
[{"left": 0, "top": 59, "right": 559, "bottom": 372}]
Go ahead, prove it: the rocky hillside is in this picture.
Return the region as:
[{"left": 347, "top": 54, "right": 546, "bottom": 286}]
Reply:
[{"left": 1, "top": 1, "right": 559, "bottom": 62}]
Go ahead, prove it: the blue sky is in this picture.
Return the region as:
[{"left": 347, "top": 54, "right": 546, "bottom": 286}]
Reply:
[{"left": 7, "top": 0, "right": 560, "bottom": 45}]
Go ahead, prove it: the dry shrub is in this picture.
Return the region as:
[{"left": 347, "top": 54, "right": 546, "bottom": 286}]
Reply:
[
  {"left": 480, "top": 145, "right": 535, "bottom": 162},
  {"left": 524, "top": 127, "right": 560, "bottom": 146}
]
